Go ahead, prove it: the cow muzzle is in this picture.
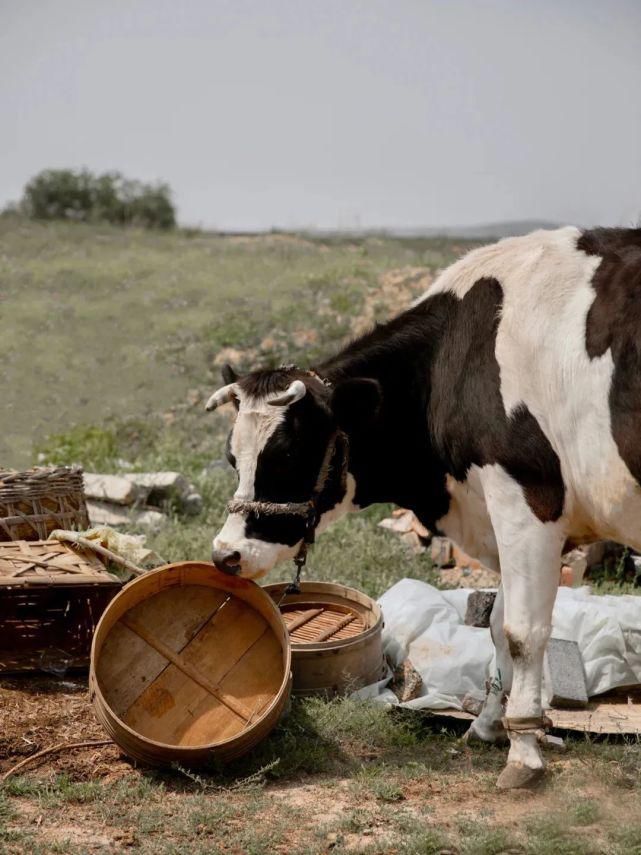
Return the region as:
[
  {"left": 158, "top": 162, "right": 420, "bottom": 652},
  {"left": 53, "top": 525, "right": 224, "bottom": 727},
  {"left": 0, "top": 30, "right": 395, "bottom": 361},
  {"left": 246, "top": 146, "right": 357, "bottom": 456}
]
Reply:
[{"left": 211, "top": 548, "right": 241, "bottom": 575}]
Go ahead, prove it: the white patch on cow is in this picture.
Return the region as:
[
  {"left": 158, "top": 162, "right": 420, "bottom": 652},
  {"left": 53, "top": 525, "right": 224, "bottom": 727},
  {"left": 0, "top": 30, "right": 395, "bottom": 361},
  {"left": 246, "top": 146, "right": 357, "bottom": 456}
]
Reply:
[
  {"left": 435, "top": 467, "right": 499, "bottom": 571},
  {"left": 213, "top": 392, "right": 293, "bottom": 578},
  {"left": 415, "top": 226, "right": 584, "bottom": 303},
  {"left": 480, "top": 463, "right": 566, "bottom": 773}
]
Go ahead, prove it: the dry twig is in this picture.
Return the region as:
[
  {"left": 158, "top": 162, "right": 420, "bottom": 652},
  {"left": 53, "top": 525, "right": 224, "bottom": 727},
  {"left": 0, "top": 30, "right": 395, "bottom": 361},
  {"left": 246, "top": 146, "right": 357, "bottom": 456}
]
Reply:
[{"left": 1, "top": 739, "right": 113, "bottom": 783}]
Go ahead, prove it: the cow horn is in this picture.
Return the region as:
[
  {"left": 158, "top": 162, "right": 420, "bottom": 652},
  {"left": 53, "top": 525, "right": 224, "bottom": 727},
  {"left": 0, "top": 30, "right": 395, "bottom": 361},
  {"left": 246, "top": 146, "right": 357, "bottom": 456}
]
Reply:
[
  {"left": 268, "top": 379, "right": 307, "bottom": 407},
  {"left": 205, "top": 383, "right": 239, "bottom": 411}
]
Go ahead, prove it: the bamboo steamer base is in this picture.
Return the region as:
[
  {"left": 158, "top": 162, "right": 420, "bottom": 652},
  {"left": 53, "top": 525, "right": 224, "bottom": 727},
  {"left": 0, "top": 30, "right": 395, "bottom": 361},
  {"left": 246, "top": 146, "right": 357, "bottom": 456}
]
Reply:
[
  {"left": 90, "top": 562, "right": 291, "bottom": 767},
  {"left": 264, "top": 581, "right": 386, "bottom": 696}
]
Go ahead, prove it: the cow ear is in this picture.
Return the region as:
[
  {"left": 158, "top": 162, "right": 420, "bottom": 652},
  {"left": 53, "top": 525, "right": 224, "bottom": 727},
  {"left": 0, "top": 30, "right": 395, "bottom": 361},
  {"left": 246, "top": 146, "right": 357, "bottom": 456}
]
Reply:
[
  {"left": 330, "top": 378, "right": 382, "bottom": 432},
  {"left": 221, "top": 363, "right": 238, "bottom": 385}
]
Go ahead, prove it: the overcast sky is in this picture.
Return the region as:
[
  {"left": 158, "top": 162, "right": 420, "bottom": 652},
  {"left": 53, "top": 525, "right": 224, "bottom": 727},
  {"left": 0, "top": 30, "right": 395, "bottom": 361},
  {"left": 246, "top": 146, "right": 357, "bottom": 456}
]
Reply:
[{"left": 1, "top": 1, "right": 640, "bottom": 231}]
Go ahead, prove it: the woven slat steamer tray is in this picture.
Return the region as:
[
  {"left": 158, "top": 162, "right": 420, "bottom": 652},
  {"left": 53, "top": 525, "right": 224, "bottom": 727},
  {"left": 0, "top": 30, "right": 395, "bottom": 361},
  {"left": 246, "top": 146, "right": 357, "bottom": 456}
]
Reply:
[
  {"left": 0, "top": 466, "right": 89, "bottom": 542},
  {"left": 281, "top": 601, "right": 366, "bottom": 644},
  {"left": 0, "top": 539, "right": 121, "bottom": 673}
]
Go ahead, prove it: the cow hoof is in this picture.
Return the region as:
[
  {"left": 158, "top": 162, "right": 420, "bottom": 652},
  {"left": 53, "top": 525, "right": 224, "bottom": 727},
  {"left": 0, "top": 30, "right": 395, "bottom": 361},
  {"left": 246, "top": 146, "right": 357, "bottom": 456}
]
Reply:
[
  {"left": 465, "top": 720, "right": 509, "bottom": 746},
  {"left": 496, "top": 763, "right": 545, "bottom": 790}
]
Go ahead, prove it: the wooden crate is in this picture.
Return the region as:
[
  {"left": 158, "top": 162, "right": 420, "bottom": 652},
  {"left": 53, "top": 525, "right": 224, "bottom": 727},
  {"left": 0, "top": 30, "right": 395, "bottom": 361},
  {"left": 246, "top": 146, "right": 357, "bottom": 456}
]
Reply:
[
  {"left": 0, "top": 540, "right": 121, "bottom": 673},
  {"left": 0, "top": 466, "right": 90, "bottom": 542}
]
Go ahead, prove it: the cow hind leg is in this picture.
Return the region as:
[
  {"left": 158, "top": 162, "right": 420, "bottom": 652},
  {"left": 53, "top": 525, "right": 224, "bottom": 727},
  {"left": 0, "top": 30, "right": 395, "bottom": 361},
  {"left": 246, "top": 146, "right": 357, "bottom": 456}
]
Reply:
[
  {"left": 481, "top": 465, "right": 565, "bottom": 789},
  {"left": 466, "top": 584, "right": 512, "bottom": 744}
]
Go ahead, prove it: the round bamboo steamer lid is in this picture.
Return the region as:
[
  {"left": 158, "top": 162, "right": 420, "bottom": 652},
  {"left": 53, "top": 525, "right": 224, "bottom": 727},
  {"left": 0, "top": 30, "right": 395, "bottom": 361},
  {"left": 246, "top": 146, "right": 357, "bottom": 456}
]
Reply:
[
  {"left": 90, "top": 561, "right": 291, "bottom": 767},
  {"left": 263, "top": 581, "right": 385, "bottom": 696}
]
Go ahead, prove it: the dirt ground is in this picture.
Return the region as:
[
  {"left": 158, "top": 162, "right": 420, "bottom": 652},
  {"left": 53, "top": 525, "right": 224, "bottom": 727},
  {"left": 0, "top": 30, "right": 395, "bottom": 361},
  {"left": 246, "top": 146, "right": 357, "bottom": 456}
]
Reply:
[{"left": 3, "top": 675, "right": 641, "bottom": 854}]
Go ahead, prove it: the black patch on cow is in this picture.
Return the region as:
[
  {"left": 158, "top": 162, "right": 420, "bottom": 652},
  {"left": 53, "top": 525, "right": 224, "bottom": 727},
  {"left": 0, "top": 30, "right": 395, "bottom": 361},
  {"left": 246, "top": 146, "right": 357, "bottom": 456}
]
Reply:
[
  {"left": 504, "top": 629, "right": 526, "bottom": 660},
  {"left": 320, "top": 294, "right": 457, "bottom": 532},
  {"left": 224, "top": 432, "right": 236, "bottom": 470},
  {"left": 578, "top": 228, "right": 641, "bottom": 485},
  {"left": 428, "top": 278, "right": 565, "bottom": 523}
]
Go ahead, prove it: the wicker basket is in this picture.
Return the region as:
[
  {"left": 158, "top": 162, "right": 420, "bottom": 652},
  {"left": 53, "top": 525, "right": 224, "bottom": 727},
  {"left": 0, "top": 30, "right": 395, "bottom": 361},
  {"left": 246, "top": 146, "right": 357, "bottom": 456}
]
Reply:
[
  {"left": 0, "top": 466, "right": 90, "bottom": 542},
  {"left": 0, "top": 539, "right": 121, "bottom": 673}
]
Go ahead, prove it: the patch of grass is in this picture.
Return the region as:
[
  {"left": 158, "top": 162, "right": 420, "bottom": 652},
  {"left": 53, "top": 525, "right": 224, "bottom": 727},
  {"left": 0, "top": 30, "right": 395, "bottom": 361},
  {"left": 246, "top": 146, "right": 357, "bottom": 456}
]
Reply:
[
  {"left": 2, "top": 774, "right": 104, "bottom": 808},
  {"left": 524, "top": 816, "right": 597, "bottom": 855},
  {"left": 400, "top": 827, "right": 453, "bottom": 855},
  {"left": 611, "top": 824, "right": 641, "bottom": 855},
  {"left": 571, "top": 798, "right": 600, "bottom": 826},
  {"left": 460, "top": 824, "right": 519, "bottom": 855}
]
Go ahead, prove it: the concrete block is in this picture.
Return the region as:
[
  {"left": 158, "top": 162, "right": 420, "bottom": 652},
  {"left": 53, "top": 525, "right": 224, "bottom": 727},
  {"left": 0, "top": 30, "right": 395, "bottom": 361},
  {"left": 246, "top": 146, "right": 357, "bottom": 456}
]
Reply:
[
  {"left": 87, "top": 501, "right": 166, "bottom": 531},
  {"left": 465, "top": 590, "right": 497, "bottom": 628},
  {"left": 87, "top": 500, "right": 133, "bottom": 527},
  {"left": 83, "top": 473, "right": 142, "bottom": 506},
  {"left": 544, "top": 638, "right": 588, "bottom": 709}
]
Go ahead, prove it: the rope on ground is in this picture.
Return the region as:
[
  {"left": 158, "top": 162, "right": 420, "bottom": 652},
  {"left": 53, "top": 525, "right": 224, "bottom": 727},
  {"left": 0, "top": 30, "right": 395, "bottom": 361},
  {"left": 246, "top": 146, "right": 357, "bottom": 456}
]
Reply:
[{"left": 1, "top": 739, "right": 113, "bottom": 783}]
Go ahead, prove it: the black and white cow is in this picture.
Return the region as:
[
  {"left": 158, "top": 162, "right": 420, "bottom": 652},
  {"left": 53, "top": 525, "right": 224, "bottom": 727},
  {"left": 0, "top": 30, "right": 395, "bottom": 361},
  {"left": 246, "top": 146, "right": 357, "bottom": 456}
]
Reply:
[{"left": 206, "top": 226, "right": 641, "bottom": 789}]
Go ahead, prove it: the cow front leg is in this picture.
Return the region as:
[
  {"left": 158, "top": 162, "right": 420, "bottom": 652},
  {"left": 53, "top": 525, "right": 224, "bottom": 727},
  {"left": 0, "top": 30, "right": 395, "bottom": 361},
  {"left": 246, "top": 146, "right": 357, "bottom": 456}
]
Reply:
[
  {"left": 467, "top": 584, "right": 511, "bottom": 743},
  {"left": 481, "top": 465, "right": 565, "bottom": 789}
]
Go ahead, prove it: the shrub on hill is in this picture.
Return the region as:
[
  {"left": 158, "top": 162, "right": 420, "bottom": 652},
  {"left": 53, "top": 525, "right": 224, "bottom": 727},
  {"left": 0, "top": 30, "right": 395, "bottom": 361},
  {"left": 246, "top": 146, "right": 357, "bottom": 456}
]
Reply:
[{"left": 21, "top": 169, "right": 176, "bottom": 229}]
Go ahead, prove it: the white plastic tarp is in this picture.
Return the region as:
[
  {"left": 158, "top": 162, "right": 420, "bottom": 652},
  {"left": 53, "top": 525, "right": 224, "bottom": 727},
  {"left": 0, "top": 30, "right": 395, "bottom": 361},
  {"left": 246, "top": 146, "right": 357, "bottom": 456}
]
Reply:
[{"left": 354, "top": 579, "right": 641, "bottom": 710}]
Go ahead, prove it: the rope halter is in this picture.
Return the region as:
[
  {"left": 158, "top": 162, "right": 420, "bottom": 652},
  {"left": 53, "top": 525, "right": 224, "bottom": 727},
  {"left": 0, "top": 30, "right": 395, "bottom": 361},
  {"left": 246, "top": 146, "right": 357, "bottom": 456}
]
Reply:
[{"left": 226, "top": 425, "right": 349, "bottom": 591}]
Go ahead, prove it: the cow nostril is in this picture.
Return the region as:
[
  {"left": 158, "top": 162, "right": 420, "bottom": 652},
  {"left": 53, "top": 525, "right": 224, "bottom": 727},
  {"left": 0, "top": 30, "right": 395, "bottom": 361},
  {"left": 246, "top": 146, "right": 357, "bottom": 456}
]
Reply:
[{"left": 211, "top": 548, "right": 241, "bottom": 575}]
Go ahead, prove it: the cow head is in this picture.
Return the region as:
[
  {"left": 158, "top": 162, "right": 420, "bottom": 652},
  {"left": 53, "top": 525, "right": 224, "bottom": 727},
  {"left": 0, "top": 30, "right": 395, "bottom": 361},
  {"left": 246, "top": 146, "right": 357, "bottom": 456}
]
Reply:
[{"left": 206, "top": 363, "right": 380, "bottom": 579}]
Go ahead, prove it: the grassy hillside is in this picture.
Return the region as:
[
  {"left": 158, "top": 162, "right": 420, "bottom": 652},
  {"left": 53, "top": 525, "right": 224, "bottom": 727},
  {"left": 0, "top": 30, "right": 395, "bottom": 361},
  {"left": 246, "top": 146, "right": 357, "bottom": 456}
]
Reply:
[{"left": 1, "top": 218, "right": 475, "bottom": 468}]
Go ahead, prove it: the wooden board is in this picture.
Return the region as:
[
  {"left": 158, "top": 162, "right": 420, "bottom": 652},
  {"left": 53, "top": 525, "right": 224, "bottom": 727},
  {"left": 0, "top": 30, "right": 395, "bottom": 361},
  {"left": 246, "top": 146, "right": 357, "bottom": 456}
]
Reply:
[
  {"left": 96, "top": 583, "right": 284, "bottom": 747},
  {"left": 432, "top": 689, "right": 641, "bottom": 735}
]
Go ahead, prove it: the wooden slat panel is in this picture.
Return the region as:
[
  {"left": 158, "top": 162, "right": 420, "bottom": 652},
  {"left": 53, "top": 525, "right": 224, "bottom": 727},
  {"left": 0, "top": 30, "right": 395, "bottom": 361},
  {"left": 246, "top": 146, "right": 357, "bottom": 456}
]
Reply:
[
  {"left": 124, "top": 662, "right": 247, "bottom": 745},
  {"left": 218, "top": 629, "right": 284, "bottom": 722},
  {"left": 121, "top": 614, "right": 254, "bottom": 721},
  {"left": 98, "top": 587, "right": 229, "bottom": 717},
  {"left": 97, "top": 622, "right": 170, "bottom": 717},
  {"left": 125, "top": 586, "right": 229, "bottom": 652},
  {"left": 180, "top": 596, "right": 270, "bottom": 688},
  {"left": 120, "top": 593, "right": 280, "bottom": 747}
]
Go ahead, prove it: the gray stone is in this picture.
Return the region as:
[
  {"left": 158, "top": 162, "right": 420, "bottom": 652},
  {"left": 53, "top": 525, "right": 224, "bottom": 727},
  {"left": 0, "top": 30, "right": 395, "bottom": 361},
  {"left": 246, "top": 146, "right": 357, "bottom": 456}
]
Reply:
[
  {"left": 87, "top": 500, "right": 133, "bottom": 527},
  {"left": 132, "top": 509, "right": 166, "bottom": 531},
  {"left": 83, "top": 473, "right": 143, "bottom": 506},
  {"left": 544, "top": 637, "right": 589, "bottom": 709},
  {"left": 87, "top": 500, "right": 166, "bottom": 531},
  {"left": 123, "top": 471, "right": 190, "bottom": 501},
  {"left": 465, "top": 590, "right": 497, "bottom": 628}
]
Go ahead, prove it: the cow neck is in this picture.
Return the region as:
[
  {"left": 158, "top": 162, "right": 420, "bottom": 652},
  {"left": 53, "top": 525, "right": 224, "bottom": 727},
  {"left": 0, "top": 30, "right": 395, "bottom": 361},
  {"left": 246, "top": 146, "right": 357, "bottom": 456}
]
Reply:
[{"left": 317, "top": 294, "right": 454, "bottom": 531}]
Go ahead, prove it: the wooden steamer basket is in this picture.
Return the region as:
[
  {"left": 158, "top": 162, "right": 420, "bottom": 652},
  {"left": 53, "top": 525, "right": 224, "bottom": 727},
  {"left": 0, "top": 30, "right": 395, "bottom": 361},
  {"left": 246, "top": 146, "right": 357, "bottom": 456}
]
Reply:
[
  {"left": 264, "top": 581, "right": 386, "bottom": 696},
  {"left": 90, "top": 562, "right": 292, "bottom": 767}
]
